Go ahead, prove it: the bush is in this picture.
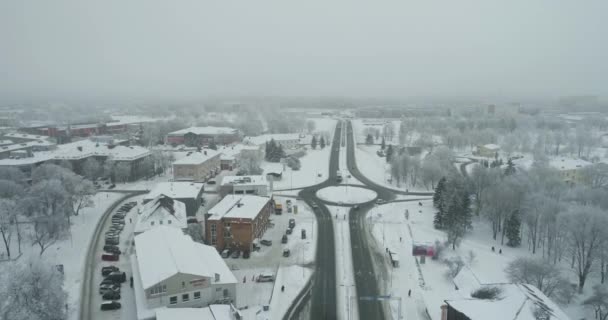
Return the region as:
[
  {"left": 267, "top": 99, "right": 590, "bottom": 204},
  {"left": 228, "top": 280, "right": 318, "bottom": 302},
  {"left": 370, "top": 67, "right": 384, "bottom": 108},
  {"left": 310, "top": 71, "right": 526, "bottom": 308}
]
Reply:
[{"left": 471, "top": 286, "right": 502, "bottom": 300}]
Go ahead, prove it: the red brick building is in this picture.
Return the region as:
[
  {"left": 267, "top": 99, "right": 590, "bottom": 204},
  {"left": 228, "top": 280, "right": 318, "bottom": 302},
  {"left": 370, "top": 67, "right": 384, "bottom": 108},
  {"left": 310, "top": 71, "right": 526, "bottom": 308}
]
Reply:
[{"left": 205, "top": 195, "right": 272, "bottom": 252}]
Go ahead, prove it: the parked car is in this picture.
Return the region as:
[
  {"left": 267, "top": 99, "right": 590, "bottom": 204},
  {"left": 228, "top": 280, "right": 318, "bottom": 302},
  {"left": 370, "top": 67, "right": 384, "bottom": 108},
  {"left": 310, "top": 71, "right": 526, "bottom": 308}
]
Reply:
[
  {"left": 100, "top": 301, "right": 121, "bottom": 311},
  {"left": 260, "top": 239, "right": 272, "bottom": 246},
  {"left": 283, "top": 249, "right": 291, "bottom": 257},
  {"left": 100, "top": 278, "right": 119, "bottom": 286},
  {"left": 105, "top": 238, "right": 119, "bottom": 246},
  {"left": 286, "top": 228, "right": 293, "bottom": 235},
  {"left": 221, "top": 249, "right": 230, "bottom": 258},
  {"left": 101, "top": 266, "right": 119, "bottom": 277},
  {"left": 108, "top": 184, "right": 116, "bottom": 189},
  {"left": 105, "top": 271, "right": 126, "bottom": 283},
  {"left": 257, "top": 273, "right": 275, "bottom": 282},
  {"left": 281, "top": 235, "right": 288, "bottom": 244},
  {"left": 101, "top": 253, "right": 119, "bottom": 261},
  {"left": 243, "top": 250, "right": 250, "bottom": 259},
  {"left": 99, "top": 283, "right": 120, "bottom": 295},
  {"left": 289, "top": 219, "right": 296, "bottom": 228},
  {"left": 103, "top": 246, "right": 121, "bottom": 255},
  {"left": 102, "top": 291, "right": 121, "bottom": 300},
  {"left": 231, "top": 250, "right": 241, "bottom": 258},
  {"left": 301, "top": 229, "right": 306, "bottom": 239}
]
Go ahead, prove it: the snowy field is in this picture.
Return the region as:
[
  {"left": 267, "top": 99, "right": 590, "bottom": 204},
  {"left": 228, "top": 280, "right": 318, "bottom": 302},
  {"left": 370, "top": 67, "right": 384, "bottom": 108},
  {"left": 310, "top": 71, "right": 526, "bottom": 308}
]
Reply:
[
  {"left": 366, "top": 200, "right": 588, "bottom": 320},
  {"left": 263, "top": 148, "right": 331, "bottom": 190}
]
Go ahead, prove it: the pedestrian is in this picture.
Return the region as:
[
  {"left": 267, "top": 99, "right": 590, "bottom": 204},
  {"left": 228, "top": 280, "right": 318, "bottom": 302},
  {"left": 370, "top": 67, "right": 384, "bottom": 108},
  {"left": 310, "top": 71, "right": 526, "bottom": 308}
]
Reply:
[
  {"left": 418, "top": 202, "right": 422, "bottom": 206},
  {"left": 491, "top": 246, "right": 495, "bottom": 252},
  {"left": 129, "top": 218, "right": 132, "bottom": 223},
  {"left": 243, "top": 276, "right": 246, "bottom": 283},
  {"left": 408, "top": 289, "right": 411, "bottom": 297},
  {"left": 281, "top": 285, "right": 285, "bottom": 292},
  {"left": 130, "top": 276, "right": 133, "bottom": 288},
  {"left": 399, "top": 237, "right": 402, "bottom": 242},
  {"left": 344, "top": 214, "right": 346, "bottom": 220},
  {"left": 499, "top": 249, "right": 502, "bottom": 254}
]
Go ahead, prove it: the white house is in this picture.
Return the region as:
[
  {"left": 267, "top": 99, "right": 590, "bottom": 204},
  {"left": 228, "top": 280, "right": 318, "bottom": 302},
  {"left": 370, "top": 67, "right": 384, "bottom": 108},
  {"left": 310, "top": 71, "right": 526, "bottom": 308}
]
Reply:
[
  {"left": 132, "top": 227, "right": 238, "bottom": 320},
  {"left": 134, "top": 194, "right": 188, "bottom": 235},
  {"left": 219, "top": 175, "right": 270, "bottom": 197}
]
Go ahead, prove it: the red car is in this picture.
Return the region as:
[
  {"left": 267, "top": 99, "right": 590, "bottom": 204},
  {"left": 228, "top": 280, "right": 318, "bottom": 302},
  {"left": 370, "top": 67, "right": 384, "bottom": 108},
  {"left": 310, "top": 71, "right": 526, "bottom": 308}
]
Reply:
[{"left": 101, "top": 253, "right": 119, "bottom": 261}]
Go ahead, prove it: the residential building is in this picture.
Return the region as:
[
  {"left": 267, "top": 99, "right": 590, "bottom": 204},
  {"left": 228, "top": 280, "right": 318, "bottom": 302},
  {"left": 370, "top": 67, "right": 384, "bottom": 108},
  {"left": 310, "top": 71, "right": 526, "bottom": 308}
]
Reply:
[
  {"left": 144, "top": 182, "right": 205, "bottom": 217},
  {"left": 441, "top": 283, "right": 569, "bottom": 320},
  {"left": 244, "top": 133, "right": 305, "bottom": 150},
  {"left": 549, "top": 158, "right": 591, "bottom": 186},
  {"left": 173, "top": 150, "right": 221, "bottom": 182},
  {"left": 219, "top": 175, "right": 270, "bottom": 197},
  {"left": 166, "top": 127, "right": 242, "bottom": 147},
  {"left": 155, "top": 305, "right": 242, "bottom": 320},
  {"left": 205, "top": 195, "right": 273, "bottom": 251},
  {"left": 135, "top": 194, "right": 188, "bottom": 235},
  {"left": 474, "top": 144, "right": 500, "bottom": 158},
  {"left": 132, "top": 226, "right": 237, "bottom": 320}
]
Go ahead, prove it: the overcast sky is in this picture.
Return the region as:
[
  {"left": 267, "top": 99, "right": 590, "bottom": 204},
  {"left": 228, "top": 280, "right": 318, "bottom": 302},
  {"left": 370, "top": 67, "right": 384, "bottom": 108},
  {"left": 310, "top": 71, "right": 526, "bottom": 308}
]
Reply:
[{"left": 1, "top": 1, "right": 607, "bottom": 103}]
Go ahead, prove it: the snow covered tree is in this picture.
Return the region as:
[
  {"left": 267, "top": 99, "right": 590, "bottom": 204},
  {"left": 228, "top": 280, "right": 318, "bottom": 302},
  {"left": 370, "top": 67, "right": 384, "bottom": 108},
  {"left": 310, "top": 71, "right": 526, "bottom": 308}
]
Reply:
[
  {"left": 584, "top": 285, "right": 608, "bottom": 320},
  {"left": 433, "top": 177, "right": 447, "bottom": 208},
  {"left": 114, "top": 162, "right": 132, "bottom": 183},
  {"left": 0, "top": 199, "right": 17, "bottom": 258},
  {"left": 186, "top": 223, "right": 204, "bottom": 243},
  {"left": 311, "top": 136, "right": 317, "bottom": 149},
  {"left": 446, "top": 191, "right": 472, "bottom": 249},
  {"left": 505, "top": 210, "right": 521, "bottom": 247},
  {"left": 265, "top": 139, "right": 285, "bottom": 162},
  {"left": 365, "top": 134, "right": 373, "bottom": 145},
  {"left": 0, "top": 179, "right": 25, "bottom": 199},
  {"left": 505, "top": 257, "right": 569, "bottom": 298},
  {"left": 0, "top": 258, "right": 68, "bottom": 320},
  {"left": 82, "top": 158, "right": 101, "bottom": 181},
  {"left": 504, "top": 158, "right": 516, "bottom": 176},
  {"left": 209, "top": 140, "right": 218, "bottom": 150},
  {"left": 385, "top": 145, "right": 394, "bottom": 163},
  {"left": 238, "top": 151, "right": 263, "bottom": 175},
  {"left": 562, "top": 204, "right": 608, "bottom": 292},
  {"left": 320, "top": 136, "right": 326, "bottom": 149},
  {"left": 0, "top": 167, "right": 25, "bottom": 182}
]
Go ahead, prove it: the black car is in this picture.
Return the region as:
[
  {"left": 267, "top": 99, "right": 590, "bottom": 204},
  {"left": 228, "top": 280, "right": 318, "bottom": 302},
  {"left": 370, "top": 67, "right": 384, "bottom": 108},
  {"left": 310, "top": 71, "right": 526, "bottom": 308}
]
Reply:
[
  {"left": 289, "top": 219, "right": 296, "bottom": 228},
  {"left": 105, "top": 237, "right": 119, "bottom": 246},
  {"left": 99, "top": 283, "right": 120, "bottom": 295},
  {"left": 101, "top": 266, "right": 119, "bottom": 277},
  {"left": 243, "top": 250, "right": 250, "bottom": 259},
  {"left": 102, "top": 291, "right": 121, "bottom": 300},
  {"left": 260, "top": 239, "right": 272, "bottom": 246},
  {"left": 104, "top": 246, "right": 121, "bottom": 255},
  {"left": 281, "top": 235, "right": 288, "bottom": 244},
  {"left": 105, "top": 271, "right": 126, "bottom": 283},
  {"left": 286, "top": 228, "right": 293, "bottom": 235},
  {"left": 100, "top": 301, "right": 121, "bottom": 311}
]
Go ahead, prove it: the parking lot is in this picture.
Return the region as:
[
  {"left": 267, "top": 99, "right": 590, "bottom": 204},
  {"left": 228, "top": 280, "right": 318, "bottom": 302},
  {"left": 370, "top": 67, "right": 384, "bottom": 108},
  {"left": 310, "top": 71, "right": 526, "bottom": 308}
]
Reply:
[{"left": 90, "top": 196, "right": 144, "bottom": 319}]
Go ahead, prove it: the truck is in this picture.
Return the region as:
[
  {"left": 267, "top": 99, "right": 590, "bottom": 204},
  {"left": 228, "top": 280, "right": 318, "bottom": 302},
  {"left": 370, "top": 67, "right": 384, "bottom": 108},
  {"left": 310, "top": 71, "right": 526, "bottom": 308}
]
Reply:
[{"left": 275, "top": 202, "right": 283, "bottom": 215}]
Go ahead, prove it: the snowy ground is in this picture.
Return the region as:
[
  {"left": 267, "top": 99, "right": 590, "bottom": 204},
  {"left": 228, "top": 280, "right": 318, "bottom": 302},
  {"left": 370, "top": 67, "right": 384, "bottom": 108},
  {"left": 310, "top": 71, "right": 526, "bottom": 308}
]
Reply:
[
  {"left": 356, "top": 145, "right": 431, "bottom": 193},
  {"left": 365, "top": 199, "right": 588, "bottom": 320},
  {"left": 263, "top": 148, "right": 331, "bottom": 190},
  {"left": 226, "top": 196, "right": 317, "bottom": 319},
  {"left": 316, "top": 186, "right": 377, "bottom": 204},
  {"left": 351, "top": 119, "right": 402, "bottom": 145}
]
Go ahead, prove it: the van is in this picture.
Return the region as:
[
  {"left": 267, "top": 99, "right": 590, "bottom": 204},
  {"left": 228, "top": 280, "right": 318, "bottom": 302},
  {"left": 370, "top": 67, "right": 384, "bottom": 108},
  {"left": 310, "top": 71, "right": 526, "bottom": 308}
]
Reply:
[{"left": 257, "top": 273, "right": 274, "bottom": 282}]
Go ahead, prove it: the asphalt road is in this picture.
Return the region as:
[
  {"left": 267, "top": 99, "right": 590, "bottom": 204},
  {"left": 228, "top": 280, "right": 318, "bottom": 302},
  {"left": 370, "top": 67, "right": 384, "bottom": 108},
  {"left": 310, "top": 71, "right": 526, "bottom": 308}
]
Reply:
[{"left": 298, "top": 120, "right": 343, "bottom": 320}]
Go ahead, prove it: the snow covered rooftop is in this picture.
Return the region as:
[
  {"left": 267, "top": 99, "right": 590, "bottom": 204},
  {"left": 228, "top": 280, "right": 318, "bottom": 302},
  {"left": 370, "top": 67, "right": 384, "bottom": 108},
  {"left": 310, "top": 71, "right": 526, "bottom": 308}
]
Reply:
[
  {"left": 3, "top": 132, "right": 51, "bottom": 141},
  {"left": 221, "top": 175, "right": 268, "bottom": 186},
  {"left": 54, "top": 139, "right": 150, "bottom": 161},
  {"left": 156, "top": 305, "right": 240, "bottom": 320},
  {"left": 134, "top": 226, "right": 237, "bottom": 290},
  {"left": 244, "top": 133, "right": 302, "bottom": 146},
  {"left": 0, "top": 140, "right": 13, "bottom": 146},
  {"left": 0, "top": 151, "right": 55, "bottom": 166},
  {"left": 483, "top": 144, "right": 500, "bottom": 150},
  {"left": 109, "top": 115, "right": 169, "bottom": 125},
  {"left": 549, "top": 158, "right": 592, "bottom": 171},
  {"left": 207, "top": 195, "right": 270, "bottom": 221},
  {"left": 172, "top": 149, "right": 220, "bottom": 165},
  {"left": 168, "top": 126, "right": 238, "bottom": 136},
  {"left": 145, "top": 182, "right": 204, "bottom": 200},
  {"left": 135, "top": 194, "right": 187, "bottom": 234},
  {"left": 446, "top": 283, "right": 570, "bottom": 320}
]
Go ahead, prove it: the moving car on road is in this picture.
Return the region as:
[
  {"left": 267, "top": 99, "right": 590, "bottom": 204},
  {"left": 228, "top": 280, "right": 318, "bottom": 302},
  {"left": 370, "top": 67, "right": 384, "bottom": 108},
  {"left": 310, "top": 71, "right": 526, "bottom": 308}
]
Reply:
[{"left": 283, "top": 249, "right": 290, "bottom": 257}]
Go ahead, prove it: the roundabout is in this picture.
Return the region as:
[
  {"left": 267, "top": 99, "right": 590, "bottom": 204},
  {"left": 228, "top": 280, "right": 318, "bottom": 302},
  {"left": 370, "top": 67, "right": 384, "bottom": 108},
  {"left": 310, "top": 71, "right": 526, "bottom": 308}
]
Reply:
[{"left": 315, "top": 185, "right": 378, "bottom": 206}]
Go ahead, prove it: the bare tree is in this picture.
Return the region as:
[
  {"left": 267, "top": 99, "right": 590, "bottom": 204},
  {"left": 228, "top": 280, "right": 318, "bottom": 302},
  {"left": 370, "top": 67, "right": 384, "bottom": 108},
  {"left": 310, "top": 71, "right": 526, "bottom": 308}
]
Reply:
[
  {"left": 0, "top": 199, "right": 17, "bottom": 258},
  {"left": 0, "top": 167, "right": 26, "bottom": 182},
  {"left": 0, "top": 258, "right": 68, "bottom": 320},
  {"left": 562, "top": 204, "right": 608, "bottom": 292},
  {"left": 581, "top": 163, "right": 608, "bottom": 189},
  {"left": 584, "top": 285, "right": 608, "bottom": 320},
  {"left": 0, "top": 179, "right": 25, "bottom": 198}
]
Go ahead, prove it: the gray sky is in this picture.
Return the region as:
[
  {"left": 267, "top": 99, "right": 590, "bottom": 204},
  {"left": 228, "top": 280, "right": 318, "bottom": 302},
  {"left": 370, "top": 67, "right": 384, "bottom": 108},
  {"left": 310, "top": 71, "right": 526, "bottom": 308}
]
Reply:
[{"left": 1, "top": 1, "right": 607, "bottom": 102}]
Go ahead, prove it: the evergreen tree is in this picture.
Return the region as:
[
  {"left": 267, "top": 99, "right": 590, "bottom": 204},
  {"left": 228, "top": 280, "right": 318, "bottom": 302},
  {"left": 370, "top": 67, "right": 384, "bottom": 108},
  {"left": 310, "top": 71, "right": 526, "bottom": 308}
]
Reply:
[
  {"left": 505, "top": 210, "right": 522, "bottom": 247},
  {"left": 434, "top": 208, "right": 446, "bottom": 230},
  {"left": 433, "top": 177, "right": 447, "bottom": 208},
  {"left": 311, "top": 136, "right": 318, "bottom": 149},
  {"left": 504, "top": 159, "right": 516, "bottom": 176},
  {"left": 445, "top": 191, "right": 472, "bottom": 249},
  {"left": 386, "top": 145, "right": 394, "bottom": 163},
  {"left": 320, "top": 136, "right": 326, "bottom": 149},
  {"left": 209, "top": 140, "right": 218, "bottom": 150},
  {"left": 381, "top": 137, "right": 386, "bottom": 150},
  {"left": 366, "top": 134, "right": 374, "bottom": 145}
]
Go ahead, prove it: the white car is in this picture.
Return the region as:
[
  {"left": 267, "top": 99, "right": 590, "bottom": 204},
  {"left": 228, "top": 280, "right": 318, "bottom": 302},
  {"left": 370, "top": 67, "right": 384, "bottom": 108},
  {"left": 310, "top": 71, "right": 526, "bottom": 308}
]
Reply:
[{"left": 257, "top": 273, "right": 275, "bottom": 282}]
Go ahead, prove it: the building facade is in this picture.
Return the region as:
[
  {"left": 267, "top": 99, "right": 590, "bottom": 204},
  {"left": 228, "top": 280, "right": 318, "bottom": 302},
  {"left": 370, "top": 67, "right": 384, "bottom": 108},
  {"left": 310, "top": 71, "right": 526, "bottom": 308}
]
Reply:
[
  {"left": 173, "top": 150, "right": 221, "bottom": 182},
  {"left": 166, "top": 127, "right": 242, "bottom": 147},
  {"left": 205, "top": 195, "right": 273, "bottom": 252},
  {"left": 219, "top": 175, "right": 270, "bottom": 197}
]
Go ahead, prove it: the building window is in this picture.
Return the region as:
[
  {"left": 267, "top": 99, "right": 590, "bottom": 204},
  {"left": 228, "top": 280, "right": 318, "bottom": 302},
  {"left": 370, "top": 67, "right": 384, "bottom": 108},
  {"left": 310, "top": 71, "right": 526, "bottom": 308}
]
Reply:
[
  {"left": 182, "top": 293, "right": 189, "bottom": 302},
  {"left": 151, "top": 221, "right": 155, "bottom": 226},
  {"left": 149, "top": 284, "right": 167, "bottom": 295},
  {"left": 216, "top": 287, "right": 222, "bottom": 292},
  {"left": 182, "top": 281, "right": 185, "bottom": 288},
  {"left": 211, "top": 224, "right": 217, "bottom": 232},
  {"left": 160, "top": 220, "right": 163, "bottom": 225},
  {"left": 168, "top": 220, "right": 172, "bottom": 225},
  {"left": 194, "top": 291, "right": 201, "bottom": 300},
  {"left": 169, "top": 296, "right": 177, "bottom": 305}
]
